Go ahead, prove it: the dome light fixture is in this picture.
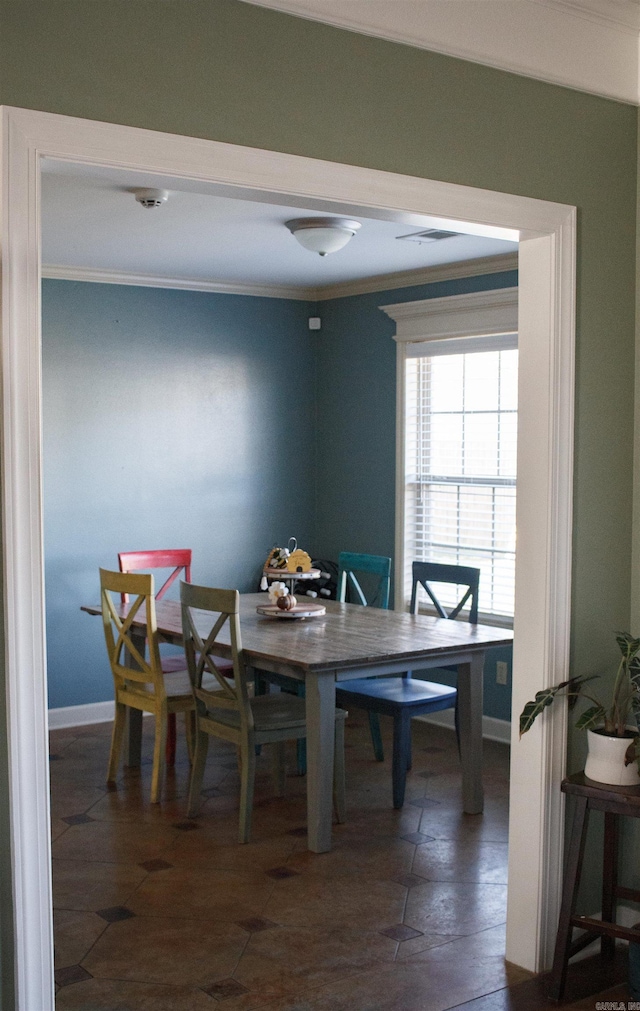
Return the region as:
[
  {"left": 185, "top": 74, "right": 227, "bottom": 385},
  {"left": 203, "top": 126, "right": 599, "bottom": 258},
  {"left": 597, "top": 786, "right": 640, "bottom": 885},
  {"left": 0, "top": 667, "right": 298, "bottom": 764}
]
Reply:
[{"left": 285, "top": 217, "right": 361, "bottom": 256}]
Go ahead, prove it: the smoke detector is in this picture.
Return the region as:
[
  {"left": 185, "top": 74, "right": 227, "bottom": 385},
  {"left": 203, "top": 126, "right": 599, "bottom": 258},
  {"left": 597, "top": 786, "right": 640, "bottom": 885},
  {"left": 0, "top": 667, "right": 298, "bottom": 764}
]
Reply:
[{"left": 132, "top": 188, "right": 169, "bottom": 209}]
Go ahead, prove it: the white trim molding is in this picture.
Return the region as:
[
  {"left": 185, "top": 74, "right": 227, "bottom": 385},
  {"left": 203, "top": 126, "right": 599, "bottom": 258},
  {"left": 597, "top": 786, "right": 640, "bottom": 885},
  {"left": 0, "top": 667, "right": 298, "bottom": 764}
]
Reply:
[
  {"left": 48, "top": 701, "right": 114, "bottom": 731},
  {"left": 312, "top": 252, "right": 518, "bottom": 301},
  {"left": 417, "top": 710, "right": 511, "bottom": 745},
  {"left": 244, "top": 0, "right": 640, "bottom": 104},
  {"left": 41, "top": 264, "right": 313, "bottom": 301},
  {"left": 41, "top": 251, "right": 519, "bottom": 302},
  {"left": 1, "top": 105, "right": 574, "bottom": 1007},
  {"left": 382, "top": 286, "right": 518, "bottom": 342}
]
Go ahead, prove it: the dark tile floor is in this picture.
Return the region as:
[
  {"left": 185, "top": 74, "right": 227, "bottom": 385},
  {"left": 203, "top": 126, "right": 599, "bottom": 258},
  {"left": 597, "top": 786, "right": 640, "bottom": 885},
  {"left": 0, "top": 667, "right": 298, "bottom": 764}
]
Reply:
[{"left": 49, "top": 714, "right": 630, "bottom": 1010}]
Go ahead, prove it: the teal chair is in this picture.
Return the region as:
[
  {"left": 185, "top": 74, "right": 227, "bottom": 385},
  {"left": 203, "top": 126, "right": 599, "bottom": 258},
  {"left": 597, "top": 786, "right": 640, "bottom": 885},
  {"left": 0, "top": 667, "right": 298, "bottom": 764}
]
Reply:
[
  {"left": 336, "top": 551, "right": 391, "bottom": 610},
  {"left": 335, "top": 561, "right": 479, "bottom": 808}
]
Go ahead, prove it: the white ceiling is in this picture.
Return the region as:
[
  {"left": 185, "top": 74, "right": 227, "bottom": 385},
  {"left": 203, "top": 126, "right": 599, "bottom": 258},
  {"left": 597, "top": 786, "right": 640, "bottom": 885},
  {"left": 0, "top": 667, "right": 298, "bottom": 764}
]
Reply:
[
  {"left": 244, "top": 0, "right": 640, "bottom": 103},
  {"left": 41, "top": 161, "right": 517, "bottom": 297}
]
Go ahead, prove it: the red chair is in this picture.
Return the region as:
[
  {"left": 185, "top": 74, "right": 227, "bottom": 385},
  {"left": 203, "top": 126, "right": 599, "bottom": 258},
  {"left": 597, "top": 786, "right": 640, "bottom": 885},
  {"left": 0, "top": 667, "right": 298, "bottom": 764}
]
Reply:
[{"left": 118, "top": 550, "right": 193, "bottom": 765}]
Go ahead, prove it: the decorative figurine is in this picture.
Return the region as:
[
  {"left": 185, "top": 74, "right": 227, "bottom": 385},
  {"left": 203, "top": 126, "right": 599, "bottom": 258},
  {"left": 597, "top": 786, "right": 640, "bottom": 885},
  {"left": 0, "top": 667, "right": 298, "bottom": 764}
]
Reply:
[
  {"left": 267, "top": 581, "right": 290, "bottom": 605},
  {"left": 286, "top": 548, "right": 312, "bottom": 573},
  {"left": 277, "top": 594, "right": 297, "bottom": 611}
]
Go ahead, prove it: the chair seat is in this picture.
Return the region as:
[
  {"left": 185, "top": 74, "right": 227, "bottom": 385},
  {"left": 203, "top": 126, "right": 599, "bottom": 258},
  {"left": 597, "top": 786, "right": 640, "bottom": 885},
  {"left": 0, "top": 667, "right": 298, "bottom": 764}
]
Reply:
[
  {"left": 336, "top": 678, "right": 456, "bottom": 712},
  {"left": 161, "top": 653, "right": 233, "bottom": 674},
  {"left": 205, "top": 691, "right": 347, "bottom": 733},
  {"left": 124, "top": 669, "right": 219, "bottom": 701}
]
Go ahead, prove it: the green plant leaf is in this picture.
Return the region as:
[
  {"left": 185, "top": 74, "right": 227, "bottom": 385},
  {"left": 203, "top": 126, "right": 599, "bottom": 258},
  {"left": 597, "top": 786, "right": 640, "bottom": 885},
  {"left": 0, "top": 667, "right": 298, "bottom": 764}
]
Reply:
[
  {"left": 624, "top": 736, "right": 640, "bottom": 771},
  {"left": 616, "top": 632, "right": 640, "bottom": 658},
  {"left": 519, "top": 676, "right": 590, "bottom": 736},
  {"left": 575, "top": 704, "right": 607, "bottom": 730}
]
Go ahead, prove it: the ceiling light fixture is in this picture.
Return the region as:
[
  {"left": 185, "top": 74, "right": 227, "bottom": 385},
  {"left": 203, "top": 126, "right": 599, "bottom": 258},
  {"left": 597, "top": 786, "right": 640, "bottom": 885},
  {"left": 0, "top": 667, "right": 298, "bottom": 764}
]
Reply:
[
  {"left": 285, "top": 217, "right": 361, "bottom": 256},
  {"left": 132, "top": 188, "right": 169, "bottom": 208}
]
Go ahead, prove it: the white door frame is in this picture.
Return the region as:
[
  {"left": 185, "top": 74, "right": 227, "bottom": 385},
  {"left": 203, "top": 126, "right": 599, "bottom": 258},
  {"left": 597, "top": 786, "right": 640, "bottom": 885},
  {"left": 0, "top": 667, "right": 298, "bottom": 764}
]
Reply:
[{"left": 0, "top": 105, "right": 575, "bottom": 1010}]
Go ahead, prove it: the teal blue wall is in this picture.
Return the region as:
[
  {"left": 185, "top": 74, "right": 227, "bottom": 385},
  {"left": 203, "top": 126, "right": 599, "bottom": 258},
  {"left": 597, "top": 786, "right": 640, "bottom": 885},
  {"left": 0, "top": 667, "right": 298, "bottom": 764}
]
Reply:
[
  {"left": 42, "top": 280, "right": 316, "bottom": 709},
  {"left": 316, "top": 269, "right": 518, "bottom": 722},
  {"left": 43, "top": 272, "right": 515, "bottom": 720}
]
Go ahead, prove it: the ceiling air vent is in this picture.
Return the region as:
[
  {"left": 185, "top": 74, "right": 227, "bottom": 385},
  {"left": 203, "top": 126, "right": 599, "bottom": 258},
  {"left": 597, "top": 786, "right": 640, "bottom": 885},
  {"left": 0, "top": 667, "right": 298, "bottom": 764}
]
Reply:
[{"left": 396, "top": 228, "right": 460, "bottom": 244}]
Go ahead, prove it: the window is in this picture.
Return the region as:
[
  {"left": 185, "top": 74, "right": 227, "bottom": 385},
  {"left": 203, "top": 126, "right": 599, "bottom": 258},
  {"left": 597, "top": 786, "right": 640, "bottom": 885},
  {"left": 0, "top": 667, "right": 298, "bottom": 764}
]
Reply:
[
  {"left": 382, "top": 286, "right": 519, "bottom": 622},
  {"left": 403, "top": 338, "right": 517, "bottom": 619}
]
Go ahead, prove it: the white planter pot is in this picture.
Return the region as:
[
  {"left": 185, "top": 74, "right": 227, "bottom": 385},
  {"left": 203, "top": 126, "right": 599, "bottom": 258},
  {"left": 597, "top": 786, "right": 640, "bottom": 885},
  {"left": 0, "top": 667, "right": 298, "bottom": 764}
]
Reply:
[{"left": 584, "top": 728, "right": 640, "bottom": 786}]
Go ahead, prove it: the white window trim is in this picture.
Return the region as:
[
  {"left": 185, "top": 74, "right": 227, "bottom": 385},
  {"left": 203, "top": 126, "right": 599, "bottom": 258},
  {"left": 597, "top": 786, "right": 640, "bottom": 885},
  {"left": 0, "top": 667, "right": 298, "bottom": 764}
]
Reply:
[{"left": 381, "top": 287, "right": 518, "bottom": 614}]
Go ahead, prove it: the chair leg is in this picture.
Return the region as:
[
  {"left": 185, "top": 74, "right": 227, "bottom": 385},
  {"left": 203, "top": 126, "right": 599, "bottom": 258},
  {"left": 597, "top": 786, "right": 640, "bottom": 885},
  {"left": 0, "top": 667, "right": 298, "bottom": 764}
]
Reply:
[
  {"left": 368, "top": 711, "right": 385, "bottom": 762},
  {"left": 392, "top": 712, "right": 411, "bottom": 809},
  {"left": 150, "top": 704, "right": 168, "bottom": 804},
  {"left": 406, "top": 721, "right": 413, "bottom": 771},
  {"left": 107, "top": 700, "right": 127, "bottom": 784},
  {"left": 184, "top": 710, "right": 196, "bottom": 764},
  {"left": 333, "top": 718, "right": 347, "bottom": 824},
  {"left": 296, "top": 738, "right": 307, "bottom": 776},
  {"left": 295, "top": 683, "right": 307, "bottom": 775},
  {"left": 187, "top": 724, "right": 209, "bottom": 818},
  {"left": 272, "top": 741, "right": 287, "bottom": 797},
  {"left": 238, "top": 738, "right": 256, "bottom": 844},
  {"left": 166, "top": 713, "right": 177, "bottom": 767}
]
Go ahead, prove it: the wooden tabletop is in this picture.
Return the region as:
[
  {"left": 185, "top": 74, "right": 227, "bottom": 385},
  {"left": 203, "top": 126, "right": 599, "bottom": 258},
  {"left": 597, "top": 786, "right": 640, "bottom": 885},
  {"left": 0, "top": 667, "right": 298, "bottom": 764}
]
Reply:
[{"left": 83, "top": 593, "right": 512, "bottom": 674}]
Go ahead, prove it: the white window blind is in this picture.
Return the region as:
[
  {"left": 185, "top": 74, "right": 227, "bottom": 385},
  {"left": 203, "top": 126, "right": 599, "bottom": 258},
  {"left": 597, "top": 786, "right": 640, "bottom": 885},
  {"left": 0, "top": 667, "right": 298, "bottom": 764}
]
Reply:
[{"left": 404, "top": 334, "right": 518, "bottom": 620}]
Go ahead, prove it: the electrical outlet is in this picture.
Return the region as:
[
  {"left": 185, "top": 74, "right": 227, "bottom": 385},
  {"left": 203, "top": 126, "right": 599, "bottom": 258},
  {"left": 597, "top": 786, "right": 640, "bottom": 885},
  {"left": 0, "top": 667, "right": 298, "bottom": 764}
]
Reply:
[{"left": 496, "top": 661, "right": 508, "bottom": 685}]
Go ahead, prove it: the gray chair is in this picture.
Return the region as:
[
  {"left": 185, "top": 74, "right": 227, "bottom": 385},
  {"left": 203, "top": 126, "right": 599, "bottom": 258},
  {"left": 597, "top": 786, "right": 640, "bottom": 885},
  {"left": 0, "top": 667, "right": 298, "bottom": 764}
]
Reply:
[{"left": 181, "top": 581, "right": 347, "bottom": 843}]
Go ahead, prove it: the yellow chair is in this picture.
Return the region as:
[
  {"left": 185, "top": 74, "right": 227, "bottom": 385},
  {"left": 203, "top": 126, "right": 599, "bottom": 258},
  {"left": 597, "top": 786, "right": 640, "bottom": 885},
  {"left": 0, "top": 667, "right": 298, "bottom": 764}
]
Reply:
[
  {"left": 100, "top": 567, "right": 195, "bottom": 803},
  {"left": 181, "top": 581, "right": 347, "bottom": 843}
]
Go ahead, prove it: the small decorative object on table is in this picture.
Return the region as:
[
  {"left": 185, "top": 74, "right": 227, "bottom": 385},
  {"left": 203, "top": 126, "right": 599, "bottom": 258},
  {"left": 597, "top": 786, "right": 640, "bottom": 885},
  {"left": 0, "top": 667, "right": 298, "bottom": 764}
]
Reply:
[
  {"left": 519, "top": 631, "right": 640, "bottom": 786},
  {"left": 257, "top": 580, "right": 325, "bottom": 620},
  {"left": 260, "top": 538, "right": 320, "bottom": 594}
]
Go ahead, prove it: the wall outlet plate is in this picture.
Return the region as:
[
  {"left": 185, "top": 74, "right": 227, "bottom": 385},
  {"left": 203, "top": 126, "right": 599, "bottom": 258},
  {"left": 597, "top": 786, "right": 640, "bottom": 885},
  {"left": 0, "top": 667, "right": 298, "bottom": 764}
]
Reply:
[
  {"left": 496, "top": 661, "right": 508, "bottom": 685},
  {"left": 308, "top": 317, "right": 321, "bottom": 330}
]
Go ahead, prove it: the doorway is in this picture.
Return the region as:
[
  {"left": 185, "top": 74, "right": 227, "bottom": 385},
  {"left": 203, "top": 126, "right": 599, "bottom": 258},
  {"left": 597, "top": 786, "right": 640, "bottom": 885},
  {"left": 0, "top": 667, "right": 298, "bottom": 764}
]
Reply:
[{"left": 0, "top": 104, "right": 575, "bottom": 1009}]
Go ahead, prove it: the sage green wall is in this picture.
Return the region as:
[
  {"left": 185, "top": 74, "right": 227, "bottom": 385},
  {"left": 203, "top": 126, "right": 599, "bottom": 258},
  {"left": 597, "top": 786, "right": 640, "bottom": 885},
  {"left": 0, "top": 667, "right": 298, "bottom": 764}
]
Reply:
[{"left": 0, "top": 0, "right": 637, "bottom": 998}]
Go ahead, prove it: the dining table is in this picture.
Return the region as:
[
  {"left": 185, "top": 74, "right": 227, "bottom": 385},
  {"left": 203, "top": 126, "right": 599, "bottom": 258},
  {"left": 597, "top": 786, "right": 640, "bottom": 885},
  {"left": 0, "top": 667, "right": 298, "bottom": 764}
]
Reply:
[{"left": 82, "top": 592, "right": 513, "bottom": 853}]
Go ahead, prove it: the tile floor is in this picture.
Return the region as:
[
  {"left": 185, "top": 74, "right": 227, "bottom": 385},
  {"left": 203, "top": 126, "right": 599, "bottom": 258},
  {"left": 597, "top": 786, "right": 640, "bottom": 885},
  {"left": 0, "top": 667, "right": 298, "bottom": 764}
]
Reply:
[{"left": 50, "top": 713, "right": 630, "bottom": 1009}]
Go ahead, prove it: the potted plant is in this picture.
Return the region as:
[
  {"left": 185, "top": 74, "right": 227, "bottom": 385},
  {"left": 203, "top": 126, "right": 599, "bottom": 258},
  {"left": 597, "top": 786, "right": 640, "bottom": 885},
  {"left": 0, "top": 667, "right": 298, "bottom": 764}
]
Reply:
[{"left": 519, "top": 632, "right": 640, "bottom": 786}]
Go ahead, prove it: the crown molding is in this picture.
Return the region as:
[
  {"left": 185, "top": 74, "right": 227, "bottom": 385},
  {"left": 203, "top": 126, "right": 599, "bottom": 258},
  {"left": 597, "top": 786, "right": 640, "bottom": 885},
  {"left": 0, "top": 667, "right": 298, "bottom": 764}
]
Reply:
[
  {"left": 537, "top": 0, "right": 640, "bottom": 33},
  {"left": 42, "top": 253, "right": 518, "bottom": 303},
  {"left": 41, "top": 264, "right": 313, "bottom": 300},
  {"left": 382, "top": 285, "right": 518, "bottom": 341},
  {"left": 313, "top": 252, "right": 518, "bottom": 300},
  {"left": 243, "top": 0, "right": 640, "bottom": 104}
]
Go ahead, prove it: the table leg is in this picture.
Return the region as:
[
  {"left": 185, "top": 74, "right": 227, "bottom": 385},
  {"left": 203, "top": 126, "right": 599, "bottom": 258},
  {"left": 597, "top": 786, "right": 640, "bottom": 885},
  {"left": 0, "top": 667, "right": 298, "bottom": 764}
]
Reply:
[
  {"left": 305, "top": 672, "right": 336, "bottom": 853},
  {"left": 457, "top": 652, "right": 484, "bottom": 814}
]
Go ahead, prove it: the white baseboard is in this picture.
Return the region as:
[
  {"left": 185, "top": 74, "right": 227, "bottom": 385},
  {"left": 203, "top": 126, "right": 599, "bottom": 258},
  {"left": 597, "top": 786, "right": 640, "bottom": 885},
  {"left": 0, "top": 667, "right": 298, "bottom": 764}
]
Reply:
[
  {"left": 48, "top": 700, "right": 114, "bottom": 730},
  {"left": 48, "top": 699, "right": 513, "bottom": 743},
  {"left": 416, "top": 709, "right": 511, "bottom": 744}
]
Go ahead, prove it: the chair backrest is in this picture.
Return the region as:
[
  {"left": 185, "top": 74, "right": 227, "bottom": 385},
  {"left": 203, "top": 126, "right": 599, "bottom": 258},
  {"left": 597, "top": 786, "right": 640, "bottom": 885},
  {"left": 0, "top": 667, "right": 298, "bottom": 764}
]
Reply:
[
  {"left": 336, "top": 552, "right": 391, "bottom": 609},
  {"left": 100, "top": 568, "right": 164, "bottom": 691},
  {"left": 410, "top": 561, "right": 480, "bottom": 623},
  {"left": 180, "top": 581, "right": 252, "bottom": 729},
  {"left": 118, "top": 549, "right": 192, "bottom": 603}
]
